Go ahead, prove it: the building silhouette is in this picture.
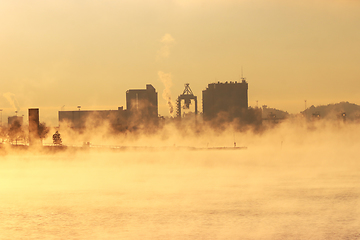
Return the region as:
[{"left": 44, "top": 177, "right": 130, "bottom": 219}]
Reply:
[
  {"left": 28, "top": 108, "right": 40, "bottom": 145},
  {"left": 8, "top": 115, "right": 23, "bottom": 127},
  {"left": 202, "top": 80, "right": 248, "bottom": 121},
  {"left": 58, "top": 84, "right": 158, "bottom": 131},
  {"left": 59, "top": 107, "right": 127, "bottom": 129},
  {"left": 126, "top": 84, "right": 158, "bottom": 119}
]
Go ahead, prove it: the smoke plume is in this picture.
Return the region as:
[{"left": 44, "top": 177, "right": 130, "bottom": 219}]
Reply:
[
  {"left": 158, "top": 71, "right": 174, "bottom": 115},
  {"left": 157, "top": 33, "right": 175, "bottom": 60},
  {"left": 3, "top": 92, "right": 20, "bottom": 112}
]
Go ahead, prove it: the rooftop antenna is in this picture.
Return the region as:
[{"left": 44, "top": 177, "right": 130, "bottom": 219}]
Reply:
[{"left": 241, "top": 66, "right": 246, "bottom": 81}]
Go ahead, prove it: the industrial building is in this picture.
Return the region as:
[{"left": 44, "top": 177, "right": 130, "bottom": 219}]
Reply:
[
  {"left": 59, "top": 107, "right": 127, "bottom": 129},
  {"left": 8, "top": 115, "right": 23, "bottom": 127},
  {"left": 126, "top": 84, "right": 158, "bottom": 119},
  {"left": 202, "top": 80, "right": 248, "bottom": 121},
  {"left": 56, "top": 79, "right": 262, "bottom": 131},
  {"left": 58, "top": 84, "right": 158, "bottom": 131}
]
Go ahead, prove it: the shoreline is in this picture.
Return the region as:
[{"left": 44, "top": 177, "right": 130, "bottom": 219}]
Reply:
[{"left": 0, "top": 144, "right": 247, "bottom": 154}]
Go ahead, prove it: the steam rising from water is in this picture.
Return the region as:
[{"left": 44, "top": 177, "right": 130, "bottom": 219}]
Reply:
[{"left": 1, "top": 120, "right": 360, "bottom": 239}]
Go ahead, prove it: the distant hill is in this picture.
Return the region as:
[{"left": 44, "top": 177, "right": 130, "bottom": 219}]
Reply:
[
  {"left": 301, "top": 102, "right": 360, "bottom": 120},
  {"left": 261, "top": 105, "right": 289, "bottom": 119}
]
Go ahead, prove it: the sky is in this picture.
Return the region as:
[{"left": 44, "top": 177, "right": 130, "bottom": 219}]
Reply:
[{"left": 0, "top": 0, "right": 359, "bottom": 124}]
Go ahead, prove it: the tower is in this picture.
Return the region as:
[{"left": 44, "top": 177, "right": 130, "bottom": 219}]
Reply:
[
  {"left": 176, "top": 83, "right": 198, "bottom": 118},
  {"left": 28, "top": 108, "right": 40, "bottom": 146}
]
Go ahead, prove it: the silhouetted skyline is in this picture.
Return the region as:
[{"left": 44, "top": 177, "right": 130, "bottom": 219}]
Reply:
[{"left": 1, "top": 0, "right": 359, "bottom": 124}]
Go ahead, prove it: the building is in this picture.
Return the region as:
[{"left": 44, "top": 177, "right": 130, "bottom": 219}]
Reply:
[
  {"left": 59, "top": 107, "right": 127, "bottom": 130},
  {"left": 28, "top": 108, "right": 40, "bottom": 145},
  {"left": 58, "top": 84, "right": 159, "bottom": 131},
  {"left": 8, "top": 115, "right": 23, "bottom": 127},
  {"left": 126, "top": 84, "right": 158, "bottom": 120},
  {"left": 58, "top": 84, "right": 158, "bottom": 130},
  {"left": 202, "top": 80, "right": 248, "bottom": 121}
]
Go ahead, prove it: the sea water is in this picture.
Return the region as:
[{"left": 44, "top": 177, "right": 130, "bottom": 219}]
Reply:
[{"left": 0, "top": 145, "right": 359, "bottom": 239}]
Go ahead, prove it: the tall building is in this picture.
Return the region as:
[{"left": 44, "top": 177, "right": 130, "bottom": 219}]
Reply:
[
  {"left": 202, "top": 80, "right": 248, "bottom": 121},
  {"left": 126, "top": 84, "right": 158, "bottom": 119},
  {"left": 28, "top": 108, "right": 40, "bottom": 146}
]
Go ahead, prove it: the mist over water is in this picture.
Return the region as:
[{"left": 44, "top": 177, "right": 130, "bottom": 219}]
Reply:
[{"left": 1, "top": 120, "right": 360, "bottom": 239}]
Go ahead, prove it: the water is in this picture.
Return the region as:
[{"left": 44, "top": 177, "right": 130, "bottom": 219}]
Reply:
[{"left": 1, "top": 146, "right": 359, "bottom": 239}]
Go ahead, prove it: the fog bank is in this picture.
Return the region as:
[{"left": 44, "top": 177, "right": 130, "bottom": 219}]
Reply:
[{"left": 1, "top": 119, "right": 359, "bottom": 239}]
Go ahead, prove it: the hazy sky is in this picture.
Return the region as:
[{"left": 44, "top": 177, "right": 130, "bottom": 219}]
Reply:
[{"left": 1, "top": 0, "right": 359, "bottom": 123}]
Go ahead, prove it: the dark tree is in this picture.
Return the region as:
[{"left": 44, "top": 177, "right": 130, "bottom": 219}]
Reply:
[
  {"left": 8, "top": 121, "right": 25, "bottom": 145},
  {"left": 0, "top": 126, "right": 6, "bottom": 142},
  {"left": 52, "top": 131, "right": 62, "bottom": 145},
  {"left": 38, "top": 122, "right": 49, "bottom": 144}
]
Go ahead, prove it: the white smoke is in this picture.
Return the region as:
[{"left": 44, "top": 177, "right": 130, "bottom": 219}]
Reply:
[
  {"left": 157, "top": 34, "right": 176, "bottom": 116},
  {"left": 158, "top": 71, "right": 175, "bottom": 116},
  {"left": 157, "top": 33, "right": 175, "bottom": 60},
  {"left": 3, "top": 92, "right": 20, "bottom": 112}
]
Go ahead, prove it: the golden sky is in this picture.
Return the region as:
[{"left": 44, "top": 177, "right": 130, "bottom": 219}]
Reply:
[{"left": 0, "top": 0, "right": 359, "bottom": 123}]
